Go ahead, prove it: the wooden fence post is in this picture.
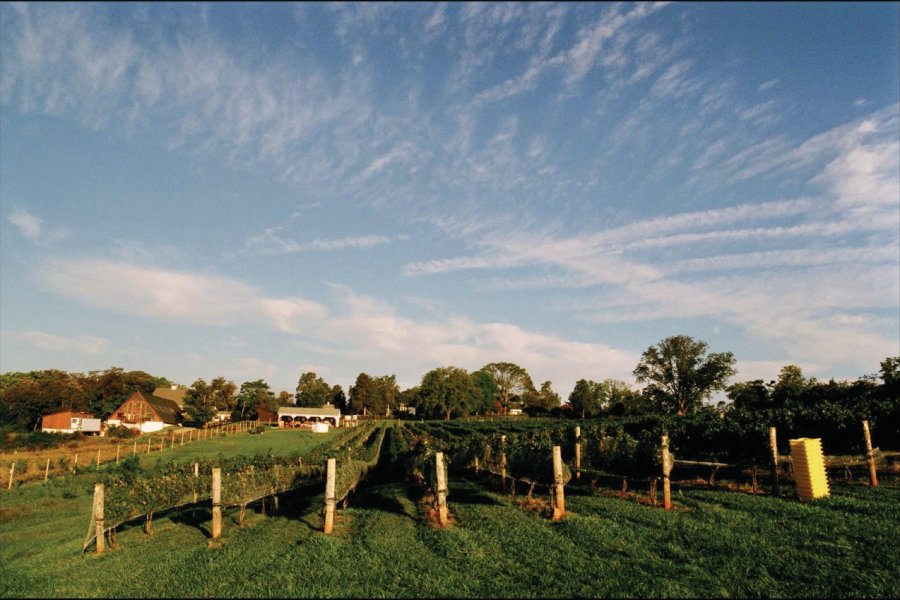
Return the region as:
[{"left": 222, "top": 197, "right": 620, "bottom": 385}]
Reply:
[
  {"left": 74, "top": 452, "right": 79, "bottom": 471},
  {"left": 193, "top": 462, "right": 199, "bottom": 503},
  {"left": 474, "top": 455, "right": 480, "bottom": 476},
  {"left": 45, "top": 457, "right": 51, "bottom": 482},
  {"left": 575, "top": 426, "right": 582, "bottom": 481},
  {"left": 662, "top": 435, "right": 673, "bottom": 510},
  {"left": 862, "top": 420, "right": 878, "bottom": 488},
  {"left": 180, "top": 432, "right": 185, "bottom": 447},
  {"left": 500, "top": 435, "right": 508, "bottom": 491},
  {"left": 552, "top": 445, "right": 565, "bottom": 521},
  {"left": 133, "top": 440, "right": 137, "bottom": 455},
  {"left": 93, "top": 483, "right": 105, "bottom": 554},
  {"left": 435, "top": 452, "right": 449, "bottom": 527},
  {"left": 146, "top": 437, "right": 151, "bottom": 454},
  {"left": 7, "top": 461, "right": 14, "bottom": 490},
  {"left": 116, "top": 445, "right": 120, "bottom": 465},
  {"left": 211, "top": 468, "right": 222, "bottom": 539},
  {"left": 769, "top": 426, "right": 780, "bottom": 496},
  {"left": 96, "top": 448, "right": 101, "bottom": 468},
  {"left": 324, "top": 458, "right": 336, "bottom": 534}
]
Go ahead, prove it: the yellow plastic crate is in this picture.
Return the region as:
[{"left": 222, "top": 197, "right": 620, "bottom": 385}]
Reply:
[{"left": 789, "top": 438, "right": 830, "bottom": 500}]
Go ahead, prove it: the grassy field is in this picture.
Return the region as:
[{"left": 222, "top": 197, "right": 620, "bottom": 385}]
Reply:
[
  {"left": 1, "top": 426, "right": 897, "bottom": 598},
  {"left": 1, "top": 425, "right": 347, "bottom": 485}
]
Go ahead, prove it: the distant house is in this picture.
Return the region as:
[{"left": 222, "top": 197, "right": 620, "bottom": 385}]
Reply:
[
  {"left": 277, "top": 404, "right": 341, "bottom": 428},
  {"left": 106, "top": 391, "right": 182, "bottom": 433},
  {"left": 507, "top": 402, "right": 525, "bottom": 416},
  {"left": 151, "top": 385, "right": 187, "bottom": 408},
  {"left": 41, "top": 410, "right": 102, "bottom": 434},
  {"left": 256, "top": 405, "right": 279, "bottom": 424}
]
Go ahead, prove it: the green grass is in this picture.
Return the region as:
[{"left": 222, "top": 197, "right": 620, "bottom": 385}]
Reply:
[
  {"left": 1, "top": 428, "right": 897, "bottom": 598},
  {"left": 129, "top": 428, "right": 346, "bottom": 468}
]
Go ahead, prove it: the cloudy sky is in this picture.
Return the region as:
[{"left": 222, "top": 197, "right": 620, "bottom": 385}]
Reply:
[{"left": 2, "top": 2, "right": 898, "bottom": 399}]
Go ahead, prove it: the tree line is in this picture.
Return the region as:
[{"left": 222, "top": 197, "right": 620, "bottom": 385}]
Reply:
[{"left": 2, "top": 336, "right": 898, "bottom": 444}]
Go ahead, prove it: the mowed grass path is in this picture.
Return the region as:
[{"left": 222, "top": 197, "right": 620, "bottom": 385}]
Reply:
[{"left": 2, "top": 425, "right": 898, "bottom": 598}]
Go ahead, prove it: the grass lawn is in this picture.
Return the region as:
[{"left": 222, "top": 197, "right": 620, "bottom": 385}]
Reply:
[{"left": 1, "top": 454, "right": 897, "bottom": 598}]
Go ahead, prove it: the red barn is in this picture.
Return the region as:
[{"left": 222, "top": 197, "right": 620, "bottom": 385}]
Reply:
[{"left": 41, "top": 410, "right": 101, "bottom": 434}]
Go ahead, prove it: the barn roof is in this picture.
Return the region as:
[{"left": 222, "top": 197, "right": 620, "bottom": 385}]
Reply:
[
  {"left": 152, "top": 386, "right": 187, "bottom": 407},
  {"left": 277, "top": 406, "right": 341, "bottom": 417}
]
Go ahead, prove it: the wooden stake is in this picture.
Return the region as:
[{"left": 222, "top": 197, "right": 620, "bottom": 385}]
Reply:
[
  {"left": 500, "top": 435, "right": 508, "bottom": 491},
  {"left": 74, "top": 452, "right": 79, "bottom": 470},
  {"left": 211, "top": 468, "right": 222, "bottom": 539},
  {"left": 96, "top": 448, "right": 101, "bottom": 468},
  {"left": 45, "top": 458, "right": 51, "bottom": 482},
  {"left": 324, "top": 458, "right": 336, "bottom": 534},
  {"left": 435, "top": 452, "right": 449, "bottom": 527},
  {"left": 116, "top": 445, "right": 120, "bottom": 464},
  {"left": 133, "top": 440, "right": 137, "bottom": 455},
  {"left": 147, "top": 437, "right": 151, "bottom": 454},
  {"left": 181, "top": 432, "right": 185, "bottom": 446},
  {"left": 552, "top": 445, "right": 565, "bottom": 520},
  {"left": 769, "top": 426, "right": 780, "bottom": 496},
  {"left": 7, "top": 462, "right": 14, "bottom": 490},
  {"left": 193, "top": 462, "right": 199, "bottom": 503},
  {"left": 474, "top": 455, "right": 480, "bottom": 476},
  {"left": 863, "top": 420, "right": 878, "bottom": 488},
  {"left": 93, "top": 483, "right": 105, "bottom": 554},
  {"left": 575, "top": 426, "right": 582, "bottom": 481},
  {"left": 661, "top": 435, "right": 673, "bottom": 510}
]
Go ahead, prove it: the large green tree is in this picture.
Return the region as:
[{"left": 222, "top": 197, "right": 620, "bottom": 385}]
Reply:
[
  {"left": 567, "top": 379, "right": 602, "bottom": 418},
  {"left": 471, "top": 370, "right": 498, "bottom": 414},
  {"left": 528, "top": 380, "right": 561, "bottom": 411},
  {"left": 295, "top": 371, "right": 331, "bottom": 407},
  {"left": 348, "top": 373, "right": 373, "bottom": 415},
  {"left": 234, "top": 379, "right": 276, "bottom": 420},
  {"left": 480, "top": 362, "right": 536, "bottom": 413},
  {"left": 183, "top": 379, "right": 218, "bottom": 426},
  {"left": 634, "top": 335, "right": 737, "bottom": 416},
  {"left": 418, "top": 366, "right": 482, "bottom": 420}
]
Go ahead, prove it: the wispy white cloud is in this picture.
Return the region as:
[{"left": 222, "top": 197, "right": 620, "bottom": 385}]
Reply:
[
  {"left": 19, "top": 331, "right": 109, "bottom": 354},
  {"left": 37, "top": 258, "right": 326, "bottom": 334},
  {"left": 245, "top": 229, "right": 402, "bottom": 255},
  {"left": 7, "top": 208, "right": 70, "bottom": 244}
]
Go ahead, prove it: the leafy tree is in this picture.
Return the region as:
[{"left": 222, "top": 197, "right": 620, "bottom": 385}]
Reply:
[
  {"left": 370, "top": 375, "right": 400, "bottom": 417},
  {"left": 568, "top": 379, "right": 601, "bottom": 418},
  {"left": 349, "top": 373, "right": 373, "bottom": 415},
  {"left": 531, "top": 380, "right": 561, "bottom": 411},
  {"left": 277, "top": 390, "right": 293, "bottom": 406},
  {"left": 330, "top": 385, "right": 347, "bottom": 412},
  {"left": 233, "top": 380, "right": 276, "bottom": 420},
  {"left": 295, "top": 372, "right": 331, "bottom": 407},
  {"left": 480, "top": 362, "right": 536, "bottom": 413},
  {"left": 418, "top": 366, "right": 482, "bottom": 420},
  {"left": 471, "top": 370, "right": 497, "bottom": 414},
  {"left": 183, "top": 379, "right": 218, "bottom": 426},
  {"left": 209, "top": 377, "right": 237, "bottom": 411},
  {"left": 633, "top": 335, "right": 737, "bottom": 416},
  {"left": 599, "top": 379, "right": 647, "bottom": 416}
]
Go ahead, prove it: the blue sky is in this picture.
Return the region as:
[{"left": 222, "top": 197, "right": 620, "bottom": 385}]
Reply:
[{"left": 2, "top": 2, "right": 898, "bottom": 399}]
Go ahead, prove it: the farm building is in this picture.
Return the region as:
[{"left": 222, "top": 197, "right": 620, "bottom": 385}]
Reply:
[
  {"left": 277, "top": 404, "right": 341, "bottom": 428},
  {"left": 40, "top": 410, "right": 102, "bottom": 434},
  {"left": 257, "top": 405, "right": 278, "bottom": 424},
  {"left": 106, "top": 391, "right": 182, "bottom": 433}
]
